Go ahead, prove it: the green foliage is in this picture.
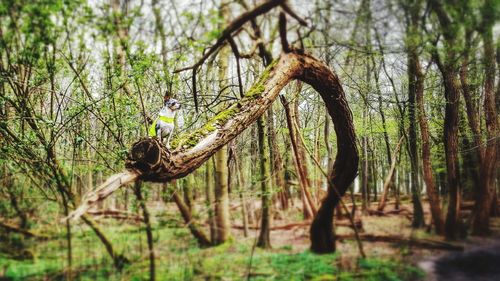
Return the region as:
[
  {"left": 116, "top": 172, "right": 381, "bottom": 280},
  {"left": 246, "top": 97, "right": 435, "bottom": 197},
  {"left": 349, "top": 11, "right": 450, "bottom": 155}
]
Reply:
[
  {"left": 0, "top": 219, "right": 426, "bottom": 281},
  {"left": 267, "top": 251, "right": 337, "bottom": 280},
  {"left": 356, "top": 258, "right": 425, "bottom": 281}
]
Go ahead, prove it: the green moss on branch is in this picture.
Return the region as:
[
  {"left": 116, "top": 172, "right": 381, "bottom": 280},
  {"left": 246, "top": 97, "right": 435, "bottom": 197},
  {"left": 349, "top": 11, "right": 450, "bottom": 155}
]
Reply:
[
  {"left": 244, "top": 59, "right": 278, "bottom": 99},
  {"left": 172, "top": 104, "right": 241, "bottom": 149},
  {"left": 172, "top": 59, "right": 279, "bottom": 150}
]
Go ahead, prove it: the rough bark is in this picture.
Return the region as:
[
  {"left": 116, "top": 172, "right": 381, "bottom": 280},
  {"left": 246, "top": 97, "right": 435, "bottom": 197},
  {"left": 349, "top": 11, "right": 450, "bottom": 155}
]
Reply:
[
  {"left": 406, "top": 0, "right": 425, "bottom": 228},
  {"left": 214, "top": 146, "right": 231, "bottom": 243},
  {"left": 256, "top": 117, "right": 272, "bottom": 248},
  {"left": 442, "top": 71, "right": 462, "bottom": 240},
  {"left": 472, "top": 0, "right": 499, "bottom": 235},
  {"left": 267, "top": 105, "right": 287, "bottom": 210},
  {"left": 212, "top": 3, "right": 232, "bottom": 244},
  {"left": 416, "top": 61, "right": 445, "bottom": 235},
  {"left": 204, "top": 160, "right": 217, "bottom": 243},
  {"left": 429, "top": 0, "right": 462, "bottom": 240}
]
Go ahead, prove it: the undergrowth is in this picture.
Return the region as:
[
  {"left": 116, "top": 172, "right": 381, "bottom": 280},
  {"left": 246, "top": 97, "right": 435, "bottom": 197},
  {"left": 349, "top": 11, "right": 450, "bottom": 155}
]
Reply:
[{"left": 0, "top": 220, "right": 424, "bottom": 281}]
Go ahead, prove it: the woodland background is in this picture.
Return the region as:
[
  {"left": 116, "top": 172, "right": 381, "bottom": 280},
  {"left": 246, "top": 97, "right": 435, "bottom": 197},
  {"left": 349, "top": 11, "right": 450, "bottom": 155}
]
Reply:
[{"left": 0, "top": 0, "right": 498, "bottom": 280}]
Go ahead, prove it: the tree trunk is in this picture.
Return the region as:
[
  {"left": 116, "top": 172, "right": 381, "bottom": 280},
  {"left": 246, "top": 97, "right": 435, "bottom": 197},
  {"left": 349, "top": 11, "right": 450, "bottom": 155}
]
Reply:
[
  {"left": 257, "top": 117, "right": 272, "bottom": 248},
  {"left": 81, "top": 215, "right": 129, "bottom": 270},
  {"left": 133, "top": 181, "right": 155, "bottom": 281},
  {"left": 61, "top": 192, "right": 72, "bottom": 281},
  {"left": 267, "top": 105, "right": 287, "bottom": 210},
  {"left": 212, "top": 9, "right": 232, "bottom": 243},
  {"left": 205, "top": 159, "right": 217, "bottom": 243},
  {"left": 443, "top": 71, "right": 462, "bottom": 240},
  {"left": 377, "top": 136, "right": 404, "bottom": 212},
  {"left": 472, "top": 1, "right": 498, "bottom": 235},
  {"left": 172, "top": 189, "right": 211, "bottom": 247},
  {"left": 361, "top": 127, "right": 369, "bottom": 214},
  {"left": 281, "top": 95, "right": 314, "bottom": 219},
  {"left": 415, "top": 60, "right": 445, "bottom": 235},
  {"left": 430, "top": 0, "right": 463, "bottom": 241},
  {"left": 292, "top": 93, "right": 318, "bottom": 215},
  {"left": 231, "top": 142, "right": 250, "bottom": 237},
  {"left": 406, "top": 2, "right": 425, "bottom": 228},
  {"left": 214, "top": 147, "right": 231, "bottom": 243}
]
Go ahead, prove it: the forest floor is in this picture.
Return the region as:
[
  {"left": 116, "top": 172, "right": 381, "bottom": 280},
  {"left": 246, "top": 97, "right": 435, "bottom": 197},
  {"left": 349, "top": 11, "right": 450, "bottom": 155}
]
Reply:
[{"left": 1, "top": 198, "right": 499, "bottom": 280}]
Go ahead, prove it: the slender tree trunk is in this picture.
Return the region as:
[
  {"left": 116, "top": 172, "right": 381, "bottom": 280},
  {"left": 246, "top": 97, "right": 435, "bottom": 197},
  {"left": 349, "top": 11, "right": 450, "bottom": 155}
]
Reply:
[
  {"left": 61, "top": 192, "right": 72, "bottom": 281},
  {"left": 406, "top": 3, "right": 425, "bottom": 228},
  {"left": 360, "top": 0, "right": 372, "bottom": 215},
  {"left": 415, "top": 61, "right": 445, "bottom": 235},
  {"left": 459, "top": 29, "right": 481, "bottom": 198},
  {"left": 151, "top": 0, "right": 171, "bottom": 84},
  {"left": 291, "top": 91, "right": 317, "bottom": 214},
  {"left": 183, "top": 175, "right": 194, "bottom": 211},
  {"left": 213, "top": 11, "right": 232, "bottom": 243},
  {"left": 267, "top": 105, "right": 287, "bottom": 210},
  {"left": 372, "top": 53, "right": 395, "bottom": 202},
  {"left": 172, "top": 189, "right": 211, "bottom": 247},
  {"left": 133, "top": 181, "right": 155, "bottom": 281},
  {"left": 4, "top": 169, "right": 28, "bottom": 228},
  {"left": 81, "top": 215, "right": 129, "bottom": 269},
  {"left": 377, "top": 136, "right": 404, "bottom": 212},
  {"left": 257, "top": 117, "right": 272, "bottom": 248},
  {"left": 361, "top": 123, "right": 369, "bottom": 214},
  {"left": 231, "top": 143, "right": 250, "bottom": 237},
  {"left": 214, "top": 147, "right": 231, "bottom": 243},
  {"left": 281, "top": 95, "right": 314, "bottom": 219},
  {"left": 205, "top": 160, "right": 217, "bottom": 243},
  {"left": 370, "top": 156, "right": 378, "bottom": 202}
]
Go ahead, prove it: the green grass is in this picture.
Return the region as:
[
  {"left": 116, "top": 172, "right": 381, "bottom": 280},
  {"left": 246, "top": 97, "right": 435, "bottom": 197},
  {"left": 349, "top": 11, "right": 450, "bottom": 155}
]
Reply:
[{"left": 0, "top": 220, "right": 424, "bottom": 281}]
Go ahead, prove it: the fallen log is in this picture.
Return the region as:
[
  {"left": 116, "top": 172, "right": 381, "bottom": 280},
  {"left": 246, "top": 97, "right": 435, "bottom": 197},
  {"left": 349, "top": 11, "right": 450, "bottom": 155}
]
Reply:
[
  {"left": 336, "top": 234, "right": 464, "bottom": 251},
  {"left": 460, "top": 200, "right": 500, "bottom": 211},
  {"left": 367, "top": 207, "right": 412, "bottom": 216},
  {"left": 0, "top": 221, "right": 49, "bottom": 240},
  {"left": 87, "top": 210, "right": 143, "bottom": 222},
  {"left": 232, "top": 219, "right": 363, "bottom": 231}
]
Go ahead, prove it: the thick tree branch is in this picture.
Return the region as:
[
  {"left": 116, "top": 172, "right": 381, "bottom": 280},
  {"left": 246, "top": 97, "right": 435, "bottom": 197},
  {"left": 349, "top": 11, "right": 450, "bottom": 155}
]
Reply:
[{"left": 68, "top": 52, "right": 358, "bottom": 255}]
